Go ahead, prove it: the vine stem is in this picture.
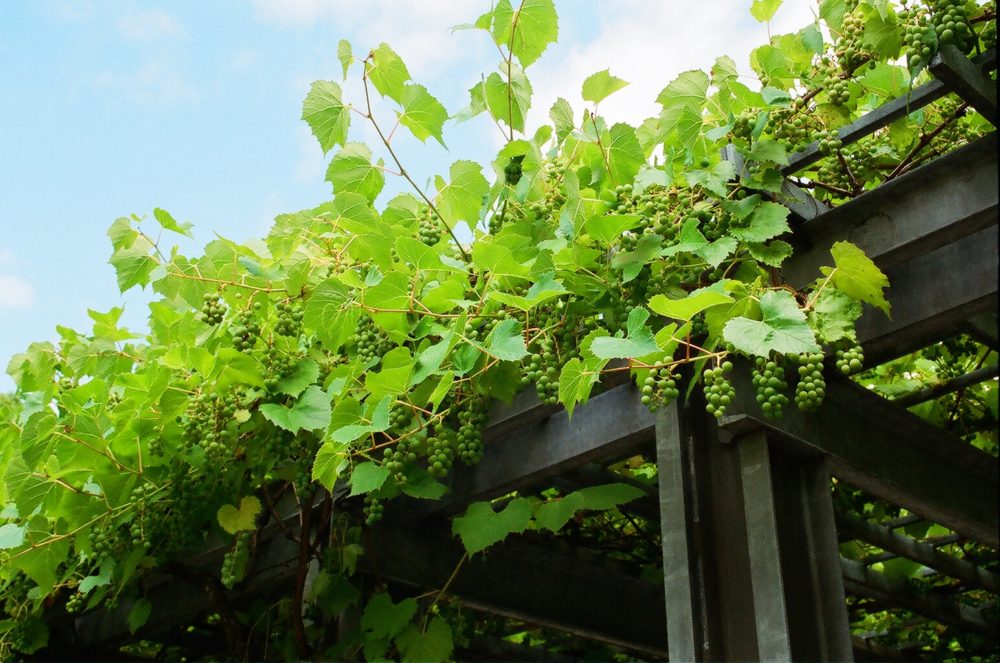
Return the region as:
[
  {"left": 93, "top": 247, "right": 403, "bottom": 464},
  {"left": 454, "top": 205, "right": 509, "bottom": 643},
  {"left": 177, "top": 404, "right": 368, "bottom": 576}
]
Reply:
[
  {"left": 886, "top": 101, "right": 968, "bottom": 181},
  {"left": 291, "top": 492, "right": 314, "bottom": 660},
  {"left": 421, "top": 551, "right": 468, "bottom": 630},
  {"left": 360, "top": 57, "right": 471, "bottom": 262}
]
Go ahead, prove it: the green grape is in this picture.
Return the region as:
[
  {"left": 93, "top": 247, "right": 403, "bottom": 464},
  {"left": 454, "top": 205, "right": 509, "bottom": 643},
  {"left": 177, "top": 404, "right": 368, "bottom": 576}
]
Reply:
[
  {"left": 350, "top": 316, "right": 394, "bottom": 365},
  {"left": 640, "top": 356, "right": 680, "bottom": 413},
  {"left": 816, "top": 127, "right": 843, "bottom": 157},
  {"left": 418, "top": 206, "right": 442, "bottom": 245},
  {"left": 221, "top": 530, "right": 252, "bottom": 589},
  {"left": 456, "top": 395, "right": 488, "bottom": 465},
  {"left": 703, "top": 361, "right": 735, "bottom": 419},
  {"left": 931, "top": 0, "right": 976, "bottom": 55},
  {"left": 65, "top": 590, "right": 86, "bottom": 614},
  {"left": 835, "top": 341, "right": 865, "bottom": 375},
  {"left": 425, "top": 431, "right": 453, "bottom": 479},
  {"left": 753, "top": 357, "right": 789, "bottom": 420},
  {"left": 794, "top": 353, "right": 827, "bottom": 412},
  {"left": 274, "top": 300, "right": 303, "bottom": 337},
  {"left": 232, "top": 302, "right": 262, "bottom": 352},
  {"left": 198, "top": 292, "right": 226, "bottom": 325},
  {"left": 363, "top": 494, "right": 384, "bottom": 525}
]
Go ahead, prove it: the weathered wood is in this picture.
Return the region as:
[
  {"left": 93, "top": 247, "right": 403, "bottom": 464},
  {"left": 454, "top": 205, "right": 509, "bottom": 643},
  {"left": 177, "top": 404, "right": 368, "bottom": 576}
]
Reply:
[
  {"left": 719, "top": 370, "right": 999, "bottom": 547},
  {"left": 837, "top": 513, "right": 1000, "bottom": 593},
  {"left": 930, "top": 45, "right": 998, "bottom": 124},
  {"left": 782, "top": 133, "right": 998, "bottom": 288}
]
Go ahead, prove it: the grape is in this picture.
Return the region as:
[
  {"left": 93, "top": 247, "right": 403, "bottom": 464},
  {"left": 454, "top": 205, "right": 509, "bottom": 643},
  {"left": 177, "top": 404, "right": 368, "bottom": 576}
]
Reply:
[
  {"left": 350, "top": 317, "right": 394, "bottom": 365},
  {"left": 640, "top": 357, "right": 680, "bottom": 413},
  {"left": 198, "top": 292, "right": 226, "bottom": 326},
  {"left": 703, "top": 361, "right": 735, "bottom": 419},
  {"left": 65, "top": 590, "right": 86, "bottom": 614},
  {"left": 456, "top": 396, "right": 488, "bottom": 465},
  {"left": 274, "top": 300, "right": 303, "bottom": 337},
  {"left": 418, "top": 206, "right": 442, "bottom": 246},
  {"left": 221, "top": 530, "right": 252, "bottom": 589},
  {"left": 931, "top": 0, "right": 975, "bottom": 55},
  {"left": 794, "top": 353, "right": 827, "bottom": 412},
  {"left": 426, "top": 431, "right": 453, "bottom": 479},
  {"left": 835, "top": 341, "right": 865, "bottom": 375},
  {"left": 753, "top": 357, "right": 789, "bottom": 420},
  {"left": 363, "top": 494, "right": 384, "bottom": 525},
  {"left": 231, "top": 302, "right": 262, "bottom": 352}
]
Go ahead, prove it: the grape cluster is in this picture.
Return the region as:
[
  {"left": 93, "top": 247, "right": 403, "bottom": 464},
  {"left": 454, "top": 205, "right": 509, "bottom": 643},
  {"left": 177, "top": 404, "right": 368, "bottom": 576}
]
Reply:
[
  {"left": 418, "top": 206, "right": 442, "bottom": 246},
  {"left": 127, "top": 482, "right": 156, "bottom": 551},
  {"left": 835, "top": 341, "right": 865, "bottom": 375},
  {"left": 640, "top": 357, "right": 680, "bottom": 413},
  {"left": 769, "top": 102, "right": 817, "bottom": 153},
  {"left": 836, "top": 7, "right": 873, "bottom": 73},
  {"left": 526, "top": 159, "right": 567, "bottom": 222},
  {"left": 262, "top": 349, "right": 298, "bottom": 391},
  {"left": 274, "top": 301, "right": 303, "bottom": 337},
  {"left": 221, "top": 531, "right": 252, "bottom": 589},
  {"left": 753, "top": 357, "right": 789, "bottom": 419},
  {"left": 704, "top": 361, "right": 735, "bottom": 419},
  {"left": 180, "top": 391, "right": 240, "bottom": 462},
  {"left": 158, "top": 469, "right": 211, "bottom": 554},
  {"left": 65, "top": 590, "right": 86, "bottom": 614},
  {"left": 350, "top": 317, "right": 394, "bottom": 364},
  {"left": 363, "top": 494, "right": 384, "bottom": 525},
  {"left": 816, "top": 128, "right": 843, "bottom": 157},
  {"left": 456, "top": 396, "right": 488, "bottom": 465},
  {"left": 232, "top": 303, "right": 262, "bottom": 352},
  {"left": 382, "top": 403, "right": 417, "bottom": 484},
  {"left": 88, "top": 525, "right": 123, "bottom": 561},
  {"left": 902, "top": 8, "right": 936, "bottom": 68},
  {"left": 731, "top": 109, "right": 757, "bottom": 140},
  {"left": 199, "top": 293, "right": 226, "bottom": 325},
  {"left": 425, "top": 430, "right": 454, "bottom": 479},
  {"left": 522, "top": 306, "right": 563, "bottom": 405},
  {"left": 794, "top": 353, "right": 827, "bottom": 412},
  {"left": 827, "top": 78, "right": 851, "bottom": 106},
  {"left": 931, "top": 0, "right": 975, "bottom": 54}
]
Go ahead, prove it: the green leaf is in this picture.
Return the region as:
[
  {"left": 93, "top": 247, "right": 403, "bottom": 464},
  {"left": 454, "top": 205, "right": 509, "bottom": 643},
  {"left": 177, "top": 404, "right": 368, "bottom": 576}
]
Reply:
[
  {"left": 365, "top": 347, "right": 415, "bottom": 397},
  {"left": 751, "top": 0, "right": 783, "bottom": 22},
  {"left": 657, "top": 70, "right": 709, "bottom": 112},
  {"left": 589, "top": 308, "right": 658, "bottom": 359},
  {"left": 349, "top": 461, "right": 390, "bottom": 496},
  {"left": 0, "top": 523, "right": 24, "bottom": 550},
  {"left": 303, "top": 278, "right": 359, "bottom": 352},
  {"left": 535, "top": 492, "right": 585, "bottom": 532},
  {"left": 498, "top": 0, "right": 558, "bottom": 68},
  {"left": 326, "top": 143, "right": 385, "bottom": 204},
  {"left": 398, "top": 84, "right": 448, "bottom": 146},
  {"left": 397, "top": 617, "right": 454, "bottom": 663},
  {"left": 273, "top": 358, "right": 320, "bottom": 397},
  {"left": 337, "top": 40, "right": 352, "bottom": 79},
  {"left": 259, "top": 385, "right": 332, "bottom": 433},
  {"left": 649, "top": 291, "right": 734, "bottom": 321},
  {"left": 576, "top": 482, "right": 645, "bottom": 509},
  {"left": 550, "top": 97, "right": 575, "bottom": 142},
  {"left": 128, "top": 598, "right": 153, "bottom": 634},
  {"left": 401, "top": 473, "right": 449, "bottom": 500},
  {"left": 686, "top": 161, "right": 735, "bottom": 198},
  {"left": 582, "top": 69, "right": 629, "bottom": 104},
  {"left": 301, "top": 80, "right": 350, "bottom": 154},
  {"left": 312, "top": 441, "right": 348, "bottom": 491},
  {"left": 557, "top": 356, "right": 605, "bottom": 418},
  {"left": 607, "top": 123, "right": 644, "bottom": 186},
  {"left": 723, "top": 290, "right": 820, "bottom": 357},
  {"left": 730, "top": 201, "right": 790, "bottom": 243},
  {"left": 748, "top": 240, "right": 793, "bottom": 267},
  {"left": 488, "top": 318, "right": 529, "bottom": 362},
  {"left": 78, "top": 558, "right": 114, "bottom": 594},
  {"left": 808, "top": 288, "right": 861, "bottom": 343},
  {"left": 452, "top": 497, "right": 533, "bottom": 555},
  {"left": 435, "top": 160, "right": 488, "bottom": 227},
  {"left": 482, "top": 69, "right": 533, "bottom": 134},
  {"left": 361, "top": 593, "right": 417, "bottom": 639},
  {"left": 109, "top": 241, "right": 157, "bottom": 293},
  {"left": 746, "top": 139, "right": 789, "bottom": 166},
  {"left": 152, "top": 208, "right": 193, "bottom": 237},
  {"left": 367, "top": 43, "right": 411, "bottom": 103},
  {"left": 821, "top": 241, "right": 891, "bottom": 316},
  {"left": 217, "top": 496, "right": 262, "bottom": 534},
  {"left": 585, "top": 213, "right": 641, "bottom": 243}
]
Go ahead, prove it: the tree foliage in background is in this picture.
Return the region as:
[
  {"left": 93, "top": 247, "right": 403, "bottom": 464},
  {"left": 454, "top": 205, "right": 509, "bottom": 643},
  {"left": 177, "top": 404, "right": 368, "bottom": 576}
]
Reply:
[{"left": 0, "top": 0, "right": 995, "bottom": 659}]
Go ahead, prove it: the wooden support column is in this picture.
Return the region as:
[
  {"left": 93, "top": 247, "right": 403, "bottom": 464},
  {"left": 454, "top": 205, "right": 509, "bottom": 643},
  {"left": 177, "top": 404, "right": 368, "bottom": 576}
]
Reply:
[{"left": 656, "top": 401, "right": 853, "bottom": 661}]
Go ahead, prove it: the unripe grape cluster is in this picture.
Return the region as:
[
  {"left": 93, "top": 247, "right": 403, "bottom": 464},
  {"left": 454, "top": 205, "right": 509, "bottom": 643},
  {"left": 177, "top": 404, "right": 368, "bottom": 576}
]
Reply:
[
  {"left": 836, "top": 341, "right": 865, "bottom": 375},
  {"left": 425, "top": 430, "right": 454, "bottom": 479},
  {"left": 199, "top": 293, "right": 226, "bottom": 325},
  {"left": 221, "top": 531, "right": 252, "bottom": 589},
  {"left": 827, "top": 78, "right": 851, "bottom": 106},
  {"left": 127, "top": 482, "right": 155, "bottom": 551},
  {"left": 794, "top": 353, "right": 827, "bottom": 412},
  {"left": 274, "top": 301, "right": 303, "bottom": 337},
  {"left": 457, "top": 396, "right": 488, "bottom": 465},
  {"left": 753, "top": 357, "right": 789, "bottom": 419},
  {"left": 704, "top": 361, "right": 735, "bottom": 419},
  {"left": 418, "top": 206, "right": 442, "bottom": 246},
  {"left": 364, "top": 494, "right": 384, "bottom": 525},
  {"left": 902, "top": 8, "right": 936, "bottom": 68},
  {"left": 640, "top": 356, "right": 680, "bottom": 413},
  {"left": 232, "top": 303, "right": 262, "bottom": 352},
  {"left": 816, "top": 128, "right": 843, "bottom": 156},
  {"left": 180, "top": 391, "right": 241, "bottom": 462},
  {"left": 350, "top": 317, "right": 394, "bottom": 364},
  {"left": 931, "top": 0, "right": 975, "bottom": 54},
  {"left": 65, "top": 590, "right": 86, "bottom": 614}
]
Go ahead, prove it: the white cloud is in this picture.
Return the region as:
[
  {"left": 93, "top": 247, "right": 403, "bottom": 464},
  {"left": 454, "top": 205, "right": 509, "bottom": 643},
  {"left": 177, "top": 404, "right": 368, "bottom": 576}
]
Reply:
[
  {"left": 0, "top": 275, "right": 35, "bottom": 311},
  {"left": 117, "top": 8, "right": 185, "bottom": 41},
  {"left": 525, "top": 2, "right": 818, "bottom": 131},
  {"left": 0, "top": 249, "right": 14, "bottom": 268},
  {"left": 93, "top": 60, "right": 198, "bottom": 105}
]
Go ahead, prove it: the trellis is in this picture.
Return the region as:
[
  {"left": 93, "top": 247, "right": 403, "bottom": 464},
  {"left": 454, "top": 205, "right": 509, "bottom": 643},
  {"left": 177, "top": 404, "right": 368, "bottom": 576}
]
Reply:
[{"left": 51, "top": 46, "right": 997, "bottom": 661}]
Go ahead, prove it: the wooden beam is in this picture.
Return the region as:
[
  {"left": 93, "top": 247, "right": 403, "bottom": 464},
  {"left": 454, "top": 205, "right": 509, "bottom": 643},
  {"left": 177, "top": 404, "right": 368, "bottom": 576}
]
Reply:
[{"left": 930, "top": 45, "right": 998, "bottom": 124}]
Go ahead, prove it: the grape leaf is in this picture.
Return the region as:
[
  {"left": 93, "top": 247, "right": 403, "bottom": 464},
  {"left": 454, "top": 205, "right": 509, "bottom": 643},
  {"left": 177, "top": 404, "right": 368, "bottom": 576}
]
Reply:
[
  {"left": 273, "top": 358, "right": 320, "bottom": 397},
  {"left": 0, "top": 523, "right": 25, "bottom": 550},
  {"left": 821, "top": 241, "right": 891, "bottom": 316},
  {"left": 217, "top": 496, "right": 262, "bottom": 534},
  {"left": 607, "top": 123, "right": 644, "bottom": 186},
  {"left": 397, "top": 84, "right": 448, "bottom": 146},
  {"left": 589, "top": 307, "right": 658, "bottom": 359},
  {"left": 535, "top": 492, "right": 585, "bottom": 532},
  {"left": 367, "top": 43, "right": 411, "bottom": 103},
  {"left": 128, "top": 598, "right": 152, "bottom": 634},
  {"left": 488, "top": 318, "right": 529, "bottom": 362},
  {"left": 576, "top": 482, "right": 645, "bottom": 509},
  {"left": 730, "top": 201, "right": 790, "bottom": 243},
  {"left": 585, "top": 213, "right": 641, "bottom": 243},
  {"left": 301, "top": 80, "right": 350, "bottom": 154},
  {"left": 361, "top": 593, "right": 417, "bottom": 639},
  {"left": 349, "top": 461, "right": 390, "bottom": 496},
  {"left": 260, "top": 386, "right": 332, "bottom": 433},
  {"left": 723, "top": 290, "right": 820, "bottom": 357},
  {"left": 326, "top": 143, "right": 385, "bottom": 204},
  {"left": 751, "top": 0, "right": 783, "bottom": 22},
  {"left": 649, "top": 291, "right": 734, "bottom": 321},
  {"left": 337, "top": 40, "right": 352, "bottom": 79},
  {"left": 494, "top": 0, "right": 558, "bottom": 68},
  {"left": 550, "top": 97, "right": 575, "bottom": 142},
  {"left": 152, "top": 208, "right": 193, "bottom": 237},
  {"left": 397, "top": 617, "right": 454, "bottom": 663},
  {"left": 582, "top": 69, "right": 629, "bottom": 104},
  {"left": 452, "top": 498, "right": 533, "bottom": 555},
  {"left": 808, "top": 287, "right": 862, "bottom": 343},
  {"left": 435, "top": 160, "right": 488, "bottom": 227},
  {"left": 748, "top": 240, "right": 793, "bottom": 267},
  {"left": 312, "top": 441, "right": 348, "bottom": 491}
]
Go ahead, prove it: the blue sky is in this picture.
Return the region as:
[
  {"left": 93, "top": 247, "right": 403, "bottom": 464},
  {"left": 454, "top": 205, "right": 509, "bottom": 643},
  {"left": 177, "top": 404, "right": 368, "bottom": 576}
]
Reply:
[{"left": 0, "top": 0, "right": 815, "bottom": 391}]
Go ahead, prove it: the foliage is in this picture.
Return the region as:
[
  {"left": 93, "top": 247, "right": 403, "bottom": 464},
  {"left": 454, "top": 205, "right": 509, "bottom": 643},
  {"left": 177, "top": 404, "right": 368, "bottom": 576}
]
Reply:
[{"left": 0, "top": 0, "right": 995, "bottom": 659}]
